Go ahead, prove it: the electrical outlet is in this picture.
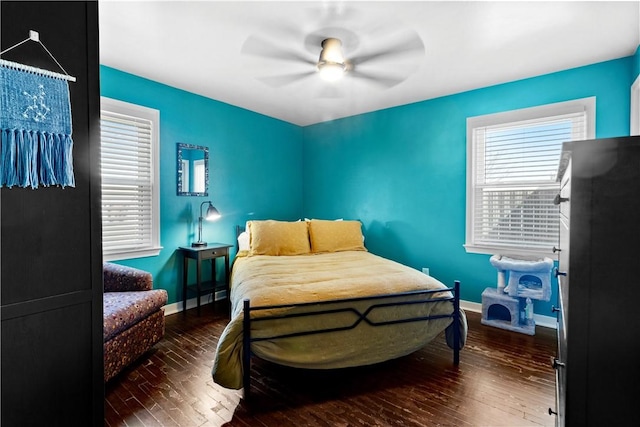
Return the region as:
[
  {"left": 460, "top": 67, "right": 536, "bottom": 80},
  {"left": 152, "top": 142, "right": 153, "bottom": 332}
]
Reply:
[{"left": 422, "top": 267, "right": 430, "bottom": 276}]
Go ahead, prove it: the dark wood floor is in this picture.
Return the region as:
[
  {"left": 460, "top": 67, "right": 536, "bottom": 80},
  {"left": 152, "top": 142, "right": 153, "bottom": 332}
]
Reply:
[{"left": 105, "top": 304, "right": 557, "bottom": 427}]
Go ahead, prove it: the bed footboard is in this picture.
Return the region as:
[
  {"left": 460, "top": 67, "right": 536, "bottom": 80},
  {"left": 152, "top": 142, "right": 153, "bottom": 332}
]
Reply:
[{"left": 242, "top": 280, "right": 462, "bottom": 399}]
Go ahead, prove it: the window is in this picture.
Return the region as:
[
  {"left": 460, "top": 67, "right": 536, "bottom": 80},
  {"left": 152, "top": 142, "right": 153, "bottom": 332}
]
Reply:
[
  {"left": 100, "top": 97, "right": 161, "bottom": 261},
  {"left": 465, "top": 98, "right": 595, "bottom": 257}
]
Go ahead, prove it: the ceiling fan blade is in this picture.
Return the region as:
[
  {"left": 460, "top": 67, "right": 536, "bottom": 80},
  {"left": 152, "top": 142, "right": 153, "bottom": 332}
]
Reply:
[
  {"left": 242, "top": 35, "right": 315, "bottom": 65},
  {"left": 257, "top": 70, "right": 316, "bottom": 88},
  {"left": 349, "top": 30, "right": 425, "bottom": 66},
  {"left": 348, "top": 70, "right": 406, "bottom": 88}
]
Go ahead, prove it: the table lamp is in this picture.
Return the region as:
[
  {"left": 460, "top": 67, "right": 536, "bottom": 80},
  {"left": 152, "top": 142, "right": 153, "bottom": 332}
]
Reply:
[{"left": 192, "top": 201, "right": 221, "bottom": 247}]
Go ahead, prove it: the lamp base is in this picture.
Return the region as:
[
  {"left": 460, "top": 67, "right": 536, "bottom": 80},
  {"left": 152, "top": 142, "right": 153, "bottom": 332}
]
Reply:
[{"left": 191, "top": 241, "right": 207, "bottom": 248}]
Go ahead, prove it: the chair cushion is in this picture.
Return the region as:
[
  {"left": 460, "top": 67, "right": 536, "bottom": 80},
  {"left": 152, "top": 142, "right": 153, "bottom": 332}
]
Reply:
[{"left": 103, "top": 289, "right": 167, "bottom": 342}]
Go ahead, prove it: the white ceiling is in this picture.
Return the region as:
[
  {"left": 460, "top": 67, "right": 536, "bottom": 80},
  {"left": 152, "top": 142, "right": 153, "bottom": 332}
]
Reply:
[{"left": 99, "top": 1, "right": 640, "bottom": 126}]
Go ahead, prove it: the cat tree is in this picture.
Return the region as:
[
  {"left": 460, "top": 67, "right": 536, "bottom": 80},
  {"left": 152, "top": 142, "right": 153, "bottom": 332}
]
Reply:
[{"left": 481, "top": 255, "right": 554, "bottom": 335}]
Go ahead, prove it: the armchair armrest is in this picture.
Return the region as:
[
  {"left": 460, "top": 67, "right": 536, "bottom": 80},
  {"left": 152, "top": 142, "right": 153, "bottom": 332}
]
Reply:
[{"left": 103, "top": 262, "right": 153, "bottom": 292}]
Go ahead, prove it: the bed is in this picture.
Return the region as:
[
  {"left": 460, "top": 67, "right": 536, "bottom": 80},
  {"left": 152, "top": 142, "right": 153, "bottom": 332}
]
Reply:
[{"left": 211, "top": 219, "right": 467, "bottom": 397}]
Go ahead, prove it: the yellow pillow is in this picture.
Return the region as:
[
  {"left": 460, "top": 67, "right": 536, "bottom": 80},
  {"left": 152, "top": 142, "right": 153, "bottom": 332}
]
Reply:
[
  {"left": 248, "top": 220, "right": 311, "bottom": 256},
  {"left": 308, "top": 220, "right": 366, "bottom": 253}
]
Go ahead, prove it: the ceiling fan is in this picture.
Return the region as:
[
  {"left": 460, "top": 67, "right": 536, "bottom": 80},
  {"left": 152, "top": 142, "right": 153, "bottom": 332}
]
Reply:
[
  {"left": 316, "top": 37, "right": 349, "bottom": 82},
  {"left": 241, "top": 22, "right": 426, "bottom": 94}
]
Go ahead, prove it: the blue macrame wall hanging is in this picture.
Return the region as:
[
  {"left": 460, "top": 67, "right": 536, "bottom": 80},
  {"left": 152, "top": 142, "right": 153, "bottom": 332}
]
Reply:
[{"left": 0, "top": 31, "right": 76, "bottom": 189}]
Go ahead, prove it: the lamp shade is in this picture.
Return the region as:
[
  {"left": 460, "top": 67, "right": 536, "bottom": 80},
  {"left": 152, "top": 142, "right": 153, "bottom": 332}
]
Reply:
[{"left": 205, "top": 203, "right": 221, "bottom": 221}]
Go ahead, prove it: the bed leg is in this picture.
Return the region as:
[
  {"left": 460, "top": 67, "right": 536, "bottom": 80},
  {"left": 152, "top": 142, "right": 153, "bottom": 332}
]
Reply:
[
  {"left": 242, "top": 298, "right": 251, "bottom": 400},
  {"left": 453, "top": 280, "right": 461, "bottom": 366}
]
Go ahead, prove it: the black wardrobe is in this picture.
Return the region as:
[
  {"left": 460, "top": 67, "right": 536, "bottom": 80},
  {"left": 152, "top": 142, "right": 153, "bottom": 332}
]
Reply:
[{"left": 1, "top": 2, "right": 103, "bottom": 425}]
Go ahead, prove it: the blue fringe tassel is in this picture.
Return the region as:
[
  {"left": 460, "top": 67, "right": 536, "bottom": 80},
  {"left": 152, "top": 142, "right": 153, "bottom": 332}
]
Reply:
[
  {"left": 0, "top": 129, "right": 75, "bottom": 189},
  {"left": 1, "top": 62, "right": 75, "bottom": 189}
]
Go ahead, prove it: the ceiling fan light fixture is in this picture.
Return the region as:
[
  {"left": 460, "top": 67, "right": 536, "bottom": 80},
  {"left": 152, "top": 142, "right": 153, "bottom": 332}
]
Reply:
[
  {"left": 318, "top": 62, "right": 345, "bottom": 82},
  {"left": 317, "top": 38, "right": 346, "bottom": 81}
]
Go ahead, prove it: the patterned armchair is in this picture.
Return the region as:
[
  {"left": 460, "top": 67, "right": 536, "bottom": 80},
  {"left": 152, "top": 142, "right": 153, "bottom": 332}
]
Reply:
[{"left": 103, "top": 262, "right": 168, "bottom": 382}]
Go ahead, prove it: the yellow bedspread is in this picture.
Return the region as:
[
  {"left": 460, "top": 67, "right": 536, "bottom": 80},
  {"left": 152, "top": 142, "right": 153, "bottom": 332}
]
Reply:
[{"left": 212, "top": 251, "right": 465, "bottom": 390}]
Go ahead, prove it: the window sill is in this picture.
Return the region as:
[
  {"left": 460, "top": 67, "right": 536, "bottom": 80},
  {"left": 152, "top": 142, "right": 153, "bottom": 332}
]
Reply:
[
  {"left": 103, "top": 246, "right": 163, "bottom": 262},
  {"left": 464, "top": 243, "right": 555, "bottom": 259}
]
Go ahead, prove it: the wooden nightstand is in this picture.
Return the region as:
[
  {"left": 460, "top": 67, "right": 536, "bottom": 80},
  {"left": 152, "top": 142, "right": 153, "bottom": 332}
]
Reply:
[{"left": 178, "top": 243, "right": 232, "bottom": 314}]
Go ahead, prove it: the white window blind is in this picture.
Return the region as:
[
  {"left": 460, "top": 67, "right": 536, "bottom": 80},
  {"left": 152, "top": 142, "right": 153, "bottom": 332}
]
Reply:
[
  {"left": 100, "top": 98, "right": 161, "bottom": 260},
  {"left": 466, "top": 98, "right": 594, "bottom": 256}
]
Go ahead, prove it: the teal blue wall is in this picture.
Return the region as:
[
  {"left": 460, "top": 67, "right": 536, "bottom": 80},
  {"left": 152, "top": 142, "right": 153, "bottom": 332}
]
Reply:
[
  {"left": 101, "top": 54, "right": 635, "bottom": 314},
  {"left": 302, "top": 57, "right": 634, "bottom": 316},
  {"left": 100, "top": 66, "right": 304, "bottom": 304}
]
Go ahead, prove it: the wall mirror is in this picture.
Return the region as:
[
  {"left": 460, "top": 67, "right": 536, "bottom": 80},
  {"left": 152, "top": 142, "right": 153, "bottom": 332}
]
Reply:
[{"left": 177, "top": 142, "right": 209, "bottom": 196}]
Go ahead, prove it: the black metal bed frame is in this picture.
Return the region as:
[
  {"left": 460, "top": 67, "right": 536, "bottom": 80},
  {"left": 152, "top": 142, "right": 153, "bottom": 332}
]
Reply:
[
  {"left": 241, "top": 281, "right": 461, "bottom": 399},
  {"left": 233, "top": 225, "right": 461, "bottom": 399}
]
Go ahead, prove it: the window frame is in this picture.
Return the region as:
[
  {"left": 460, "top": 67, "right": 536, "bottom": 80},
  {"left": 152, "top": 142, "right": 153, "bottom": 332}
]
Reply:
[
  {"left": 465, "top": 97, "right": 595, "bottom": 257},
  {"left": 100, "top": 97, "right": 162, "bottom": 261},
  {"left": 631, "top": 75, "right": 640, "bottom": 136}
]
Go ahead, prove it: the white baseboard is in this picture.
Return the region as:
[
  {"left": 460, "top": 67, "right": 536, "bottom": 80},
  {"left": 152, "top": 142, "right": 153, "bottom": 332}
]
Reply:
[
  {"left": 164, "top": 295, "right": 556, "bottom": 329},
  {"left": 164, "top": 290, "right": 227, "bottom": 316}
]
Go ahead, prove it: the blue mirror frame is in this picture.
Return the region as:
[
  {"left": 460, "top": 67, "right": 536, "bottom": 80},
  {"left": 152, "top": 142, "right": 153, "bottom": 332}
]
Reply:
[{"left": 177, "top": 142, "right": 209, "bottom": 196}]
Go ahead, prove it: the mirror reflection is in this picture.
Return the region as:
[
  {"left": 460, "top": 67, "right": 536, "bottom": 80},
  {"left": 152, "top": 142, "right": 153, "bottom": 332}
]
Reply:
[{"left": 177, "top": 143, "right": 209, "bottom": 196}]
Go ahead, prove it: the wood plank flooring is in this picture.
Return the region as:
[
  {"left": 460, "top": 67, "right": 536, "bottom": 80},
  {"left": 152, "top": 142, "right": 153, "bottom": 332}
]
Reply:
[{"left": 105, "top": 304, "right": 557, "bottom": 426}]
